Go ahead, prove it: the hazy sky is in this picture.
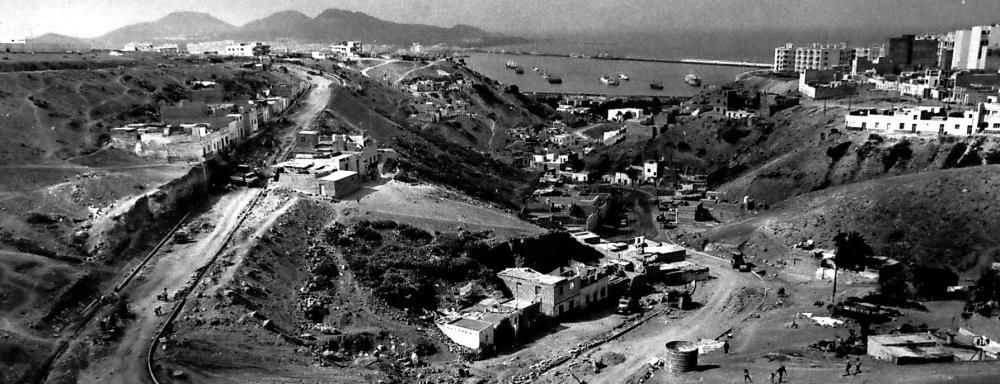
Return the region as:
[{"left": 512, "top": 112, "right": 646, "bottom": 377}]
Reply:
[{"left": 1, "top": 0, "right": 998, "bottom": 38}]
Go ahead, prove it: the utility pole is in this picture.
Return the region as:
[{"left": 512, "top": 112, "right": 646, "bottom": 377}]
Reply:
[{"left": 831, "top": 260, "right": 839, "bottom": 304}]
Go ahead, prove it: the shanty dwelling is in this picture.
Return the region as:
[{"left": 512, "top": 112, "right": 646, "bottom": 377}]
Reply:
[
  {"left": 317, "top": 170, "right": 360, "bottom": 198},
  {"left": 436, "top": 318, "right": 494, "bottom": 350},
  {"left": 657, "top": 261, "right": 711, "bottom": 286},
  {"left": 867, "top": 333, "right": 955, "bottom": 364}
]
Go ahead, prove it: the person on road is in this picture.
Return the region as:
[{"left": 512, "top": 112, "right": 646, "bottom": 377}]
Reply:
[
  {"left": 854, "top": 357, "right": 862, "bottom": 375},
  {"left": 777, "top": 365, "right": 786, "bottom": 382},
  {"left": 844, "top": 358, "right": 852, "bottom": 376},
  {"left": 744, "top": 368, "right": 753, "bottom": 383},
  {"left": 723, "top": 340, "right": 730, "bottom": 354}
]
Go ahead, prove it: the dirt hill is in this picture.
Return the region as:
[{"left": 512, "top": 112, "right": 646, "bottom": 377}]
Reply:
[
  {"left": 683, "top": 165, "right": 1000, "bottom": 275},
  {"left": 0, "top": 55, "right": 295, "bottom": 164},
  {"left": 306, "top": 62, "right": 546, "bottom": 209},
  {"left": 586, "top": 84, "right": 1000, "bottom": 206}
]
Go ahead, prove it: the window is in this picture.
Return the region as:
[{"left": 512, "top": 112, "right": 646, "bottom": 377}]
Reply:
[
  {"left": 535, "top": 285, "right": 540, "bottom": 295},
  {"left": 899, "top": 123, "right": 904, "bottom": 130}
]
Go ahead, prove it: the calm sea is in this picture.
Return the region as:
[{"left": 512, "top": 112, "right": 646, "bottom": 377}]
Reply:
[{"left": 464, "top": 52, "right": 750, "bottom": 97}]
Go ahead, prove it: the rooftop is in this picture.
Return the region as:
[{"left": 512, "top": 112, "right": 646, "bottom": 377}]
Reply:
[
  {"left": 869, "top": 333, "right": 940, "bottom": 345},
  {"left": 498, "top": 267, "right": 566, "bottom": 285},
  {"left": 319, "top": 170, "right": 358, "bottom": 181},
  {"left": 449, "top": 318, "right": 493, "bottom": 332}
]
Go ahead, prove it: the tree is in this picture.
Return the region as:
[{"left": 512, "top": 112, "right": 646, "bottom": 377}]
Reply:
[{"left": 833, "top": 232, "right": 873, "bottom": 271}]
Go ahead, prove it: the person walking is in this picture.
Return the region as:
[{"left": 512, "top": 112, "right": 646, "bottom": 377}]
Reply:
[
  {"left": 723, "top": 340, "right": 730, "bottom": 354},
  {"left": 744, "top": 368, "right": 753, "bottom": 383},
  {"left": 854, "top": 357, "right": 862, "bottom": 375},
  {"left": 777, "top": 365, "right": 786, "bottom": 382},
  {"left": 769, "top": 371, "right": 776, "bottom": 384},
  {"left": 844, "top": 358, "right": 852, "bottom": 376}
]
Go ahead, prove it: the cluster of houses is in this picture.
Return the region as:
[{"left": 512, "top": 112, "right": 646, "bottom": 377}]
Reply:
[
  {"left": 271, "top": 130, "right": 396, "bottom": 199},
  {"left": 774, "top": 24, "right": 1000, "bottom": 106},
  {"left": 119, "top": 41, "right": 272, "bottom": 57},
  {"left": 436, "top": 231, "right": 707, "bottom": 351},
  {"left": 688, "top": 85, "right": 801, "bottom": 120},
  {"left": 845, "top": 95, "right": 1000, "bottom": 136},
  {"left": 401, "top": 72, "right": 477, "bottom": 123},
  {"left": 108, "top": 86, "right": 300, "bottom": 162}
]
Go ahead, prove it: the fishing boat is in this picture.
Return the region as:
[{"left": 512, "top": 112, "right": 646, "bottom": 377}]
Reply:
[
  {"left": 547, "top": 75, "right": 563, "bottom": 84},
  {"left": 532, "top": 66, "right": 540, "bottom": 72},
  {"left": 618, "top": 73, "right": 630, "bottom": 81},
  {"left": 514, "top": 67, "right": 525, "bottom": 74},
  {"left": 505, "top": 60, "right": 519, "bottom": 69},
  {"left": 649, "top": 82, "right": 664, "bottom": 90},
  {"left": 684, "top": 73, "right": 702, "bottom": 86},
  {"left": 600, "top": 75, "right": 620, "bottom": 86}
]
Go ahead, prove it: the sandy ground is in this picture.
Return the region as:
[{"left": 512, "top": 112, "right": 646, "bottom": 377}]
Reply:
[
  {"left": 342, "top": 180, "right": 544, "bottom": 240},
  {"left": 76, "top": 188, "right": 257, "bottom": 384}
]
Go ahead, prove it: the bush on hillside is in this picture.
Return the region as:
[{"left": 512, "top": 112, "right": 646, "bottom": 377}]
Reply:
[
  {"left": 881, "top": 141, "right": 912, "bottom": 172},
  {"left": 826, "top": 142, "right": 852, "bottom": 162}
]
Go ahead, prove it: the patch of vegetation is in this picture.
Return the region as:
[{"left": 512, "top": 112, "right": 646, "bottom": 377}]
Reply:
[
  {"left": 717, "top": 124, "right": 752, "bottom": 144},
  {"left": 834, "top": 231, "right": 872, "bottom": 271},
  {"left": 881, "top": 140, "right": 912, "bottom": 172},
  {"left": 826, "top": 142, "right": 852, "bottom": 162}
]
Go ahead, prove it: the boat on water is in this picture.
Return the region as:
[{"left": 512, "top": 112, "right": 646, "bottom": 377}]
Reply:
[
  {"left": 547, "top": 76, "right": 563, "bottom": 84},
  {"left": 649, "top": 82, "right": 664, "bottom": 90},
  {"left": 618, "top": 73, "right": 630, "bottom": 81},
  {"left": 532, "top": 67, "right": 540, "bottom": 72},
  {"left": 684, "top": 73, "right": 702, "bottom": 87},
  {"left": 514, "top": 67, "right": 525, "bottom": 74},
  {"left": 505, "top": 60, "right": 519, "bottom": 69},
  {"left": 600, "top": 75, "right": 620, "bottom": 86}
]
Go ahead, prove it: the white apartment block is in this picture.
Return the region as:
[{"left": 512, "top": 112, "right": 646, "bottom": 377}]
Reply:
[
  {"left": 951, "top": 25, "right": 1000, "bottom": 70},
  {"left": 845, "top": 104, "right": 990, "bottom": 136},
  {"left": 773, "top": 42, "right": 853, "bottom": 73}
]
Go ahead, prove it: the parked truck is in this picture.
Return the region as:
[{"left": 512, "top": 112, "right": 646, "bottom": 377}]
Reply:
[{"left": 617, "top": 296, "right": 639, "bottom": 315}]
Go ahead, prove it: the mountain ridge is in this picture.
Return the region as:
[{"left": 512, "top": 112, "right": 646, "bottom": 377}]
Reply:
[{"left": 75, "top": 8, "right": 526, "bottom": 48}]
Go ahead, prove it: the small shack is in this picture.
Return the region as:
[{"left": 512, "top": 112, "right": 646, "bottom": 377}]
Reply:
[
  {"left": 318, "top": 170, "right": 360, "bottom": 198},
  {"left": 658, "top": 261, "right": 710, "bottom": 285},
  {"left": 867, "top": 333, "right": 955, "bottom": 365}
]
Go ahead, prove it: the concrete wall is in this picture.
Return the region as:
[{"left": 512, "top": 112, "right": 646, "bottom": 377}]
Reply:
[{"left": 437, "top": 322, "right": 492, "bottom": 350}]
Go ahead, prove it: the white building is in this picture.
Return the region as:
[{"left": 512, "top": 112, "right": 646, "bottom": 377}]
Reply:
[
  {"left": 643, "top": 160, "right": 658, "bottom": 180},
  {"left": 225, "top": 42, "right": 268, "bottom": 57},
  {"left": 607, "top": 108, "right": 644, "bottom": 122},
  {"left": 123, "top": 42, "right": 154, "bottom": 52},
  {"left": 1, "top": 37, "right": 26, "bottom": 44},
  {"left": 331, "top": 41, "right": 363, "bottom": 57},
  {"left": 773, "top": 42, "right": 853, "bottom": 73},
  {"left": 846, "top": 106, "right": 979, "bottom": 136},
  {"left": 187, "top": 40, "right": 234, "bottom": 55}
]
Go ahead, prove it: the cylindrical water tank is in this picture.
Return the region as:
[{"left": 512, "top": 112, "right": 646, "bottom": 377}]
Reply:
[{"left": 664, "top": 340, "right": 698, "bottom": 373}]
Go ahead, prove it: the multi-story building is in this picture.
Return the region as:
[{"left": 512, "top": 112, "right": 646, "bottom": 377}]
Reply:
[
  {"left": 225, "top": 42, "right": 270, "bottom": 57},
  {"left": 498, "top": 266, "right": 610, "bottom": 318},
  {"left": 331, "top": 41, "right": 363, "bottom": 57},
  {"left": 773, "top": 42, "right": 852, "bottom": 73}
]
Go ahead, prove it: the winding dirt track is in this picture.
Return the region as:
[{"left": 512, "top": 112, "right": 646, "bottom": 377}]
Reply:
[{"left": 76, "top": 189, "right": 257, "bottom": 384}]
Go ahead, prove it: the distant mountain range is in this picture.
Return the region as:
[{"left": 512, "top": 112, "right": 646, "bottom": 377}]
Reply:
[{"left": 38, "top": 9, "right": 527, "bottom": 49}]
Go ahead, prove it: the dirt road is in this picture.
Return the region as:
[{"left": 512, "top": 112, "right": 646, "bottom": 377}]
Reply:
[
  {"left": 275, "top": 67, "right": 334, "bottom": 161},
  {"left": 76, "top": 189, "right": 257, "bottom": 384}
]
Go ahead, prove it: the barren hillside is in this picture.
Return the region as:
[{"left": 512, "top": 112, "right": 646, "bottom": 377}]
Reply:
[{"left": 682, "top": 165, "right": 1000, "bottom": 274}]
